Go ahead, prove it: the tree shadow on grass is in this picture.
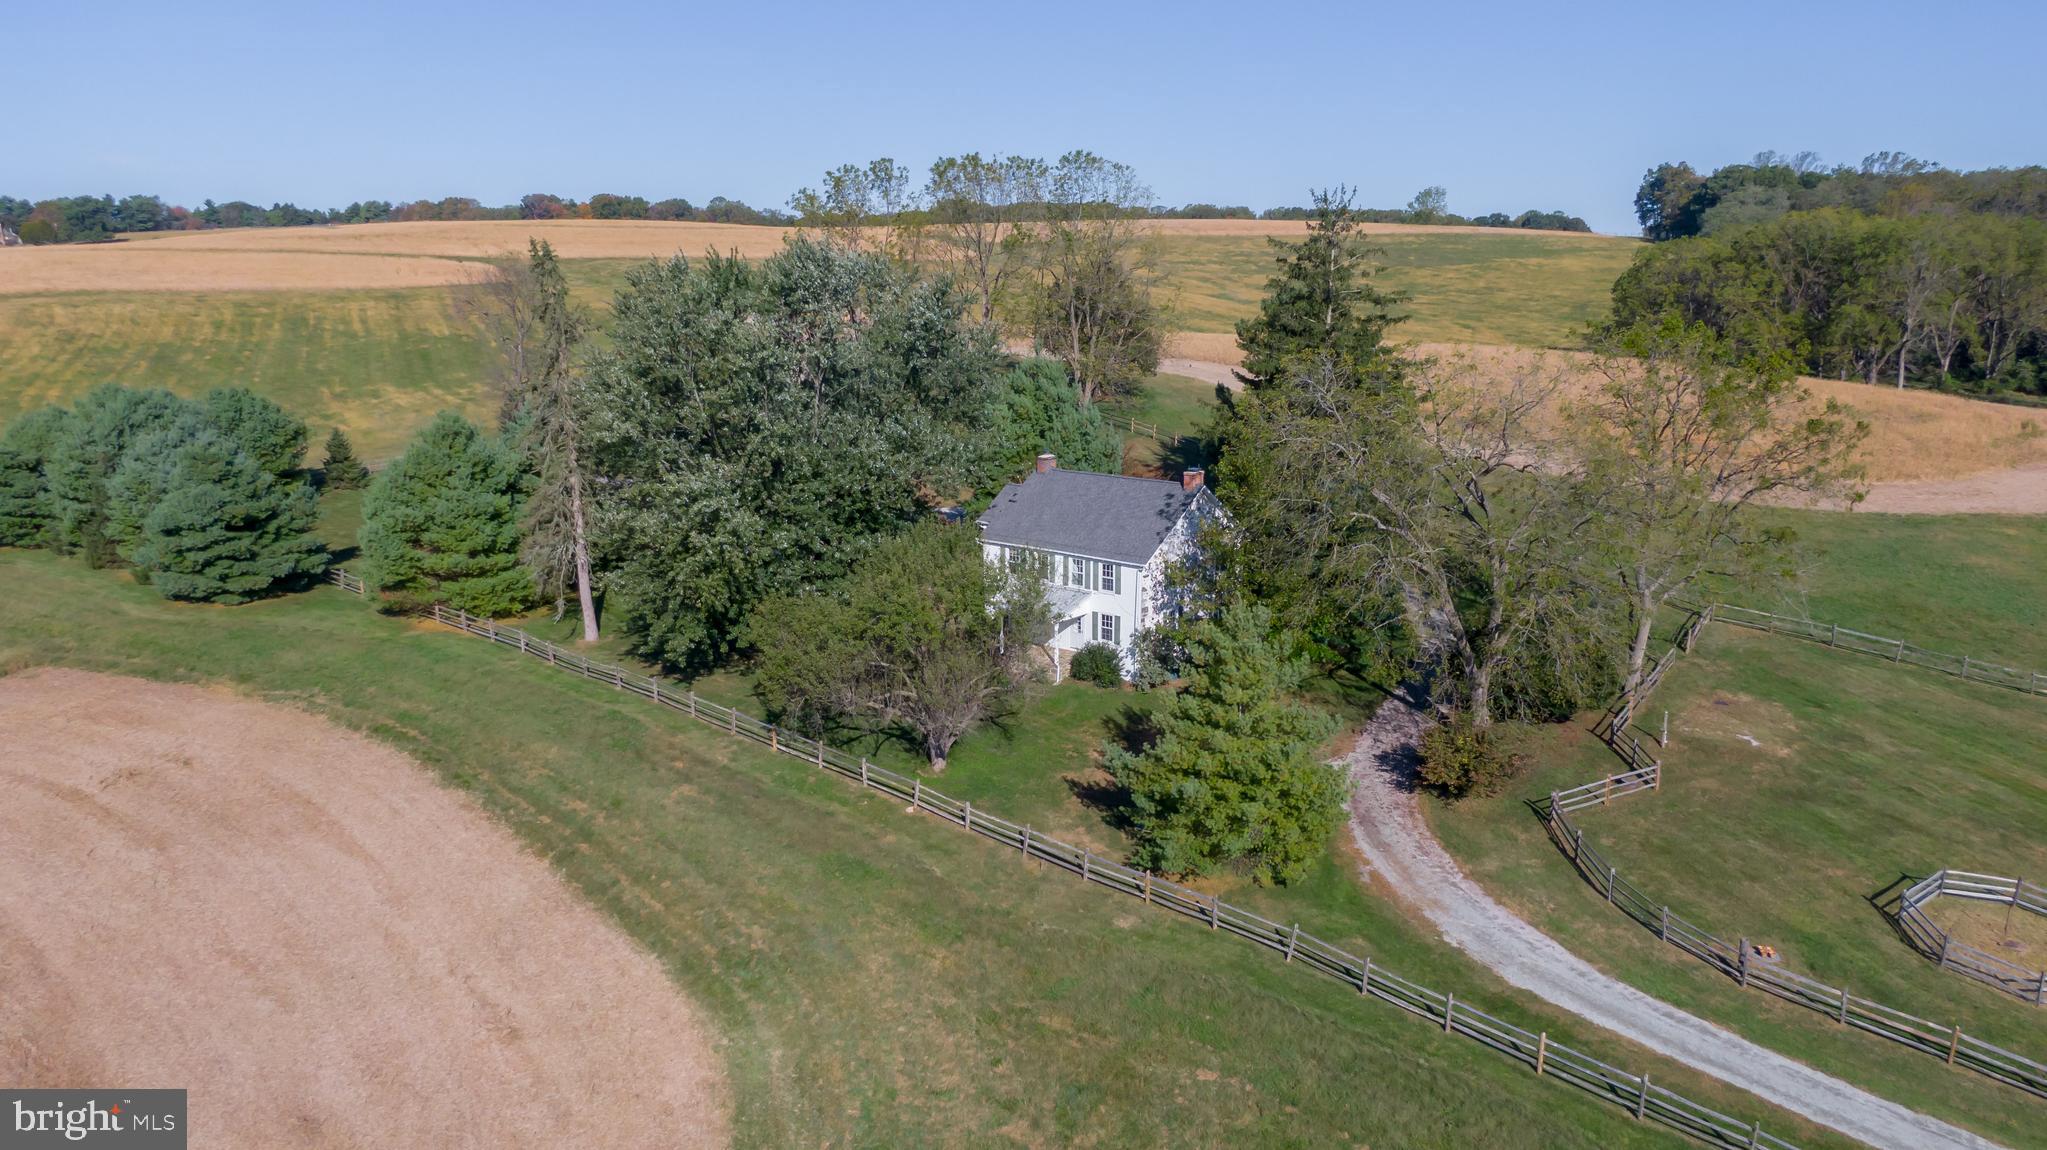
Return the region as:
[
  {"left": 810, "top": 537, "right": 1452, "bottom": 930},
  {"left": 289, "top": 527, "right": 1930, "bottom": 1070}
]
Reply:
[{"left": 1064, "top": 704, "right": 1158, "bottom": 833}]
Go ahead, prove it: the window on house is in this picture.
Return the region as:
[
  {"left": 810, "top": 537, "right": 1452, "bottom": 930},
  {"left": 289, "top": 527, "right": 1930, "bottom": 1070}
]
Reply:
[
  {"left": 1067, "top": 557, "right": 1088, "bottom": 587},
  {"left": 1098, "top": 613, "right": 1121, "bottom": 645},
  {"left": 1097, "top": 562, "right": 1118, "bottom": 594}
]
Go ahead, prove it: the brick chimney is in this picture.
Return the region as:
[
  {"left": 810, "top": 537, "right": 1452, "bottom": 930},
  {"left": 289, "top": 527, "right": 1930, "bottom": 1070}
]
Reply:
[
  {"left": 1035, "top": 453, "right": 1057, "bottom": 474},
  {"left": 1181, "top": 467, "right": 1205, "bottom": 492}
]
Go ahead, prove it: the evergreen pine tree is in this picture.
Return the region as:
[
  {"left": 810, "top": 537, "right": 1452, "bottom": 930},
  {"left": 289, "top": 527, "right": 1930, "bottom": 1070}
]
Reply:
[
  {"left": 129, "top": 430, "right": 327, "bottom": 603},
  {"left": 1232, "top": 186, "right": 1407, "bottom": 388},
  {"left": 320, "top": 427, "right": 369, "bottom": 489},
  {"left": 1107, "top": 602, "right": 1347, "bottom": 885},
  {"left": 203, "top": 387, "right": 309, "bottom": 476},
  {"left": 358, "top": 411, "right": 531, "bottom": 614},
  {"left": 0, "top": 406, "right": 78, "bottom": 547},
  {"left": 44, "top": 385, "right": 199, "bottom": 552}
]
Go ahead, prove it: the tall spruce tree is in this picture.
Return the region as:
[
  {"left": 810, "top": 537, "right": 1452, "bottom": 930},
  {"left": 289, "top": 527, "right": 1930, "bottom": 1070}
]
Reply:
[
  {"left": 1233, "top": 187, "right": 1406, "bottom": 388},
  {"left": 0, "top": 406, "right": 77, "bottom": 547},
  {"left": 1107, "top": 602, "right": 1346, "bottom": 885},
  {"left": 319, "top": 427, "right": 369, "bottom": 489},
  {"left": 127, "top": 430, "right": 326, "bottom": 603},
  {"left": 358, "top": 411, "right": 530, "bottom": 614}
]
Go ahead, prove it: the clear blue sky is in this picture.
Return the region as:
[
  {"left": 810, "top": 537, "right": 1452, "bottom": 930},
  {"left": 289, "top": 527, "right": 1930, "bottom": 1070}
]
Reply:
[{"left": 9, "top": 0, "right": 2043, "bottom": 234}]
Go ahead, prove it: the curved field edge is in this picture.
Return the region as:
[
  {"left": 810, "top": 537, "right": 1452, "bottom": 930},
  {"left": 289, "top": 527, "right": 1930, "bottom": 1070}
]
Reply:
[{"left": 0, "top": 545, "right": 1855, "bottom": 1150}]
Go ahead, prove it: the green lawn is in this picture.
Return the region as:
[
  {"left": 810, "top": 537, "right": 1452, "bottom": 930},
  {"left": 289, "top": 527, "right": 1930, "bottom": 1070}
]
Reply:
[
  {"left": 0, "top": 524, "right": 1855, "bottom": 1148},
  {"left": 1430, "top": 511, "right": 2047, "bottom": 1146},
  {"left": 1100, "top": 371, "right": 1222, "bottom": 475},
  {"left": 1154, "top": 231, "right": 1638, "bottom": 347}
]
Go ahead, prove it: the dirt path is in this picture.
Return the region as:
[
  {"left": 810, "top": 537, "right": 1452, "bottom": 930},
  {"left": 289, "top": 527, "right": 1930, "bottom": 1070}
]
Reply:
[
  {"left": 0, "top": 668, "right": 729, "bottom": 1149},
  {"left": 1340, "top": 691, "right": 2004, "bottom": 1150}
]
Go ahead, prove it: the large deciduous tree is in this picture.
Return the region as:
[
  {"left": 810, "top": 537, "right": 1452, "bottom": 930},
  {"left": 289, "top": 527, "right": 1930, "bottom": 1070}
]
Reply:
[
  {"left": 1108, "top": 601, "right": 1344, "bottom": 885},
  {"left": 925, "top": 153, "right": 1048, "bottom": 324},
  {"left": 755, "top": 522, "right": 1048, "bottom": 771},
  {"left": 1225, "top": 351, "right": 1604, "bottom": 729},
  {"left": 357, "top": 411, "right": 530, "bottom": 614},
  {"left": 1024, "top": 152, "right": 1164, "bottom": 407},
  {"left": 1576, "top": 320, "right": 1867, "bottom": 696},
  {"left": 584, "top": 237, "right": 1007, "bottom": 671}
]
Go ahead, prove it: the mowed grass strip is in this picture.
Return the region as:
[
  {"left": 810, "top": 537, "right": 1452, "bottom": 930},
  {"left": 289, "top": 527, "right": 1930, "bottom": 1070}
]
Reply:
[
  {"left": 0, "top": 290, "right": 495, "bottom": 462},
  {"left": 0, "top": 544, "right": 1854, "bottom": 1150},
  {"left": 1429, "top": 515, "right": 2047, "bottom": 1146}
]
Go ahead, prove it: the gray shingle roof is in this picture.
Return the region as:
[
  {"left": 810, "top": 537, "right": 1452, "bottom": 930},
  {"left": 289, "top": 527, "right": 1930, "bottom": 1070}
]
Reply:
[{"left": 977, "top": 469, "right": 1200, "bottom": 565}]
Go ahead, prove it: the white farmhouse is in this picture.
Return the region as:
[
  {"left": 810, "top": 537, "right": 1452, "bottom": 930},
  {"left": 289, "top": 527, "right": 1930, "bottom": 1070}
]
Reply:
[{"left": 977, "top": 454, "right": 1227, "bottom": 679}]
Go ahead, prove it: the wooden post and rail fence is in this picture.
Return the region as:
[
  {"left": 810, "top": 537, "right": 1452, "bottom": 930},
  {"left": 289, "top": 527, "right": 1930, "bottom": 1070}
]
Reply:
[
  {"left": 1892, "top": 871, "right": 2047, "bottom": 1006},
  {"left": 1543, "top": 601, "right": 2047, "bottom": 1098},
  {"left": 316, "top": 569, "right": 1803, "bottom": 1150}
]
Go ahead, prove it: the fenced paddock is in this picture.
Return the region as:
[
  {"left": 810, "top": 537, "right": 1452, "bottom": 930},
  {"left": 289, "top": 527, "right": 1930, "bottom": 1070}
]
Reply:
[
  {"left": 313, "top": 573, "right": 1805, "bottom": 1149},
  {"left": 1710, "top": 604, "right": 2047, "bottom": 697},
  {"left": 1893, "top": 871, "right": 2047, "bottom": 1005},
  {"left": 1538, "top": 604, "right": 2047, "bottom": 1099}
]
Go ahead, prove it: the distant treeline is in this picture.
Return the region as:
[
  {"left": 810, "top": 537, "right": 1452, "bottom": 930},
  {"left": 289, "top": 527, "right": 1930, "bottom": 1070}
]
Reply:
[
  {"left": 1613, "top": 209, "right": 2047, "bottom": 395},
  {"left": 1635, "top": 151, "right": 2047, "bottom": 242},
  {"left": 1258, "top": 204, "right": 1591, "bottom": 232},
  {"left": 0, "top": 179, "right": 1594, "bottom": 244},
  {"left": 0, "top": 192, "right": 793, "bottom": 244},
  {"left": 1616, "top": 152, "right": 2047, "bottom": 397}
]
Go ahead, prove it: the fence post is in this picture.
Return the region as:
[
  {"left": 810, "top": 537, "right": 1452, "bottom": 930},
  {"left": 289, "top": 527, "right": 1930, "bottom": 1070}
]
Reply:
[
  {"left": 768, "top": 725, "right": 777, "bottom": 752},
  {"left": 1210, "top": 894, "right": 1220, "bottom": 929},
  {"left": 1829, "top": 623, "right": 1838, "bottom": 647},
  {"left": 729, "top": 708, "right": 737, "bottom": 735},
  {"left": 1737, "top": 937, "right": 1750, "bottom": 988},
  {"left": 1573, "top": 827, "right": 1584, "bottom": 862},
  {"left": 519, "top": 632, "right": 528, "bottom": 654},
  {"left": 687, "top": 693, "right": 698, "bottom": 718},
  {"left": 1894, "top": 638, "right": 1905, "bottom": 662},
  {"left": 1081, "top": 852, "right": 1093, "bottom": 883},
  {"left": 1284, "top": 923, "right": 1300, "bottom": 963},
  {"left": 816, "top": 742, "right": 825, "bottom": 767},
  {"left": 1359, "top": 957, "right": 1372, "bottom": 995},
  {"left": 1748, "top": 1121, "right": 1763, "bottom": 1149},
  {"left": 1605, "top": 864, "right": 1618, "bottom": 904},
  {"left": 859, "top": 758, "right": 870, "bottom": 787},
  {"left": 1443, "top": 992, "right": 1455, "bottom": 1033},
  {"left": 911, "top": 779, "right": 922, "bottom": 810},
  {"left": 1947, "top": 1025, "right": 1961, "bottom": 1065},
  {"left": 1534, "top": 1032, "right": 1547, "bottom": 1075},
  {"left": 1142, "top": 870, "right": 1152, "bottom": 903},
  {"left": 1937, "top": 932, "right": 1952, "bottom": 969},
  {"left": 1659, "top": 906, "right": 1669, "bottom": 942},
  {"left": 1962, "top": 655, "right": 1971, "bottom": 679},
  {"left": 1022, "top": 826, "right": 1032, "bottom": 861},
  {"left": 1634, "top": 1074, "right": 1650, "bottom": 1119},
  {"left": 1838, "top": 985, "right": 1850, "bottom": 1024},
  {"left": 962, "top": 801, "right": 972, "bottom": 831}
]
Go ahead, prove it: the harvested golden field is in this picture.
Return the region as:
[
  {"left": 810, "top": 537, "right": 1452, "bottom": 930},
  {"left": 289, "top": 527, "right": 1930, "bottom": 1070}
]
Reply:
[
  {"left": 1167, "top": 337, "right": 2047, "bottom": 487},
  {"left": 113, "top": 218, "right": 796, "bottom": 260},
  {"left": 0, "top": 667, "right": 729, "bottom": 1149},
  {"left": 0, "top": 246, "right": 489, "bottom": 294}
]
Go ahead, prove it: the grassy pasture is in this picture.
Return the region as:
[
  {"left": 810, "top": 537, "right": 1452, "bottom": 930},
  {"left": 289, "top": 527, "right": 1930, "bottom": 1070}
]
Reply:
[
  {"left": 1430, "top": 511, "right": 2047, "bottom": 1146},
  {"left": 1155, "top": 230, "right": 1637, "bottom": 347},
  {"left": 0, "top": 527, "right": 1856, "bottom": 1149},
  {"left": 0, "top": 290, "right": 494, "bottom": 463},
  {"left": 1100, "top": 371, "right": 1222, "bottom": 475}
]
